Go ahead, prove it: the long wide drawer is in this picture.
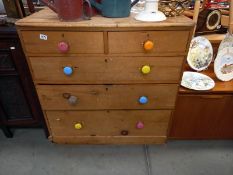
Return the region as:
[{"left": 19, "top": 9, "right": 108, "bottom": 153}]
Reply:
[
  {"left": 21, "top": 31, "right": 104, "bottom": 54},
  {"left": 46, "top": 110, "right": 171, "bottom": 137},
  {"left": 108, "top": 31, "right": 190, "bottom": 54},
  {"left": 37, "top": 84, "right": 178, "bottom": 110},
  {"left": 30, "top": 56, "right": 184, "bottom": 84}
]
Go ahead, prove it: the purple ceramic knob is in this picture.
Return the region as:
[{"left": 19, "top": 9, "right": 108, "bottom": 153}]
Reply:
[
  {"left": 58, "top": 41, "right": 69, "bottom": 53},
  {"left": 136, "top": 121, "right": 144, "bottom": 129}
]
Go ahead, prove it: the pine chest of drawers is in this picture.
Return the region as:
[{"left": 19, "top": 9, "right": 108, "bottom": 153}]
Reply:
[{"left": 16, "top": 8, "right": 194, "bottom": 144}]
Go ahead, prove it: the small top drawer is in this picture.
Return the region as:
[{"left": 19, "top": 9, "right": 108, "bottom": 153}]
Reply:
[
  {"left": 108, "top": 31, "right": 190, "bottom": 54},
  {"left": 21, "top": 31, "right": 104, "bottom": 54}
]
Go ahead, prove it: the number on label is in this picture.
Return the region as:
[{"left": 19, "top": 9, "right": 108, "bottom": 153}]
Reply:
[{"left": 40, "top": 34, "right": 48, "bottom": 40}]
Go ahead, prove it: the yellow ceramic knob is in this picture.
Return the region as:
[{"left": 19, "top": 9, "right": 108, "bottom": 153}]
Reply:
[
  {"left": 141, "top": 65, "right": 151, "bottom": 74},
  {"left": 74, "top": 123, "right": 83, "bottom": 130},
  {"left": 144, "top": 40, "right": 154, "bottom": 51}
]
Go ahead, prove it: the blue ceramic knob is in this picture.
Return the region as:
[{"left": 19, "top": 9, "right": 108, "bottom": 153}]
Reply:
[
  {"left": 139, "top": 96, "right": 148, "bottom": 104},
  {"left": 63, "top": 66, "right": 73, "bottom": 76}
]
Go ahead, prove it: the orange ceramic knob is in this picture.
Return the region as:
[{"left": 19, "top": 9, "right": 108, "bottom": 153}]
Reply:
[{"left": 144, "top": 40, "right": 154, "bottom": 51}]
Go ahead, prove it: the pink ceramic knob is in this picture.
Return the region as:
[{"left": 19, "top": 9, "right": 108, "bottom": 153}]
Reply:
[
  {"left": 136, "top": 121, "right": 144, "bottom": 129},
  {"left": 58, "top": 41, "right": 69, "bottom": 53}
]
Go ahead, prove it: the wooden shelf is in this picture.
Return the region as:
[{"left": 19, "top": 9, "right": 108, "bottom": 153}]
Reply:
[
  {"left": 202, "top": 34, "right": 225, "bottom": 44},
  {"left": 179, "top": 64, "right": 233, "bottom": 94}
]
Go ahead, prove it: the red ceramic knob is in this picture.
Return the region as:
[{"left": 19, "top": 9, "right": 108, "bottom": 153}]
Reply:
[
  {"left": 58, "top": 41, "right": 69, "bottom": 53},
  {"left": 136, "top": 121, "right": 144, "bottom": 129}
]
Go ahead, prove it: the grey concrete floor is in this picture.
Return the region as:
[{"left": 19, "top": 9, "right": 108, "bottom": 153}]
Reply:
[{"left": 0, "top": 129, "right": 233, "bottom": 175}]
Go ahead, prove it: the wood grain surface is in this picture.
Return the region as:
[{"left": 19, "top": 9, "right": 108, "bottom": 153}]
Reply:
[
  {"left": 51, "top": 136, "right": 167, "bottom": 144},
  {"left": 21, "top": 31, "right": 104, "bottom": 54},
  {"left": 46, "top": 110, "right": 171, "bottom": 137},
  {"left": 108, "top": 31, "right": 190, "bottom": 54},
  {"left": 16, "top": 8, "right": 195, "bottom": 28},
  {"left": 29, "top": 56, "right": 184, "bottom": 84},
  {"left": 37, "top": 84, "right": 178, "bottom": 110},
  {"left": 170, "top": 94, "right": 233, "bottom": 139}
]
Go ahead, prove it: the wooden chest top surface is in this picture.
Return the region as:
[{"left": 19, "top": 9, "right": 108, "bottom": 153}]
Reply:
[{"left": 16, "top": 8, "right": 195, "bottom": 29}]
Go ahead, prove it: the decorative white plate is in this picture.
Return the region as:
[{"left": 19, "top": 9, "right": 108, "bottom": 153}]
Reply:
[
  {"left": 181, "top": 71, "right": 215, "bottom": 91},
  {"left": 214, "top": 47, "right": 233, "bottom": 81},
  {"left": 218, "top": 32, "right": 233, "bottom": 51},
  {"left": 187, "top": 36, "right": 213, "bottom": 71}
]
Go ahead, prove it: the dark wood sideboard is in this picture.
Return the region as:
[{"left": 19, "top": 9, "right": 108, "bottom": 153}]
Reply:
[
  {"left": 0, "top": 25, "right": 48, "bottom": 137},
  {"left": 170, "top": 64, "right": 233, "bottom": 139}
]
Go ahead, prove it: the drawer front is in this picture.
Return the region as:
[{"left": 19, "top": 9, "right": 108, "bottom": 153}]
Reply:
[
  {"left": 30, "top": 56, "right": 184, "bottom": 84},
  {"left": 37, "top": 84, "right": 178, "bottom": 110},
  {"left": 21, "top": 31, "right": 104, "bottom": 54},
  {"left": 108, "top": 31, "right": 190, "bottom": 54},
  {"left": 46, "top": 110, "right": 171, "bottom": 137}
]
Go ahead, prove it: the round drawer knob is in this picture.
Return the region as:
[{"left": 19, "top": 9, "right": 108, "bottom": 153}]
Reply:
[
  {"left": 74, "top": 123, "right": 83, "bottom": 130},
  {"left": 141, "top": 65, "right": 151, "bottom": 74},
  {"left": 144, "top": 40, "right": 154, "bottom": 51},
  {"left": 58, "top": 41, "right": 69, "bottom": 53},
  {"left": 63, "top": 66, "right": 73, "bottom": 76},
  {"left": 68, "top": 95, "right": 78, "bottom": 105},
  {"left": 136, "top": 121, "right": 144, "bottom": 129},
  {"left": 139, "top": 96, "right": 148, "bottom": 104},
  {"left": 121, "top": 130, "right": 129, "bottom": 136}
]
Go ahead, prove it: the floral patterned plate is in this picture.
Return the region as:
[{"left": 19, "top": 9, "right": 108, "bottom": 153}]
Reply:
[
  {"left": 187, "top": 36, "right": 213, "bottom": 71},
  {"left": 181, "top": 71, "right": 215, "bottom": 91},
  {"left": 214, "top": 47, "right": 233, "bottom": 81}
]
